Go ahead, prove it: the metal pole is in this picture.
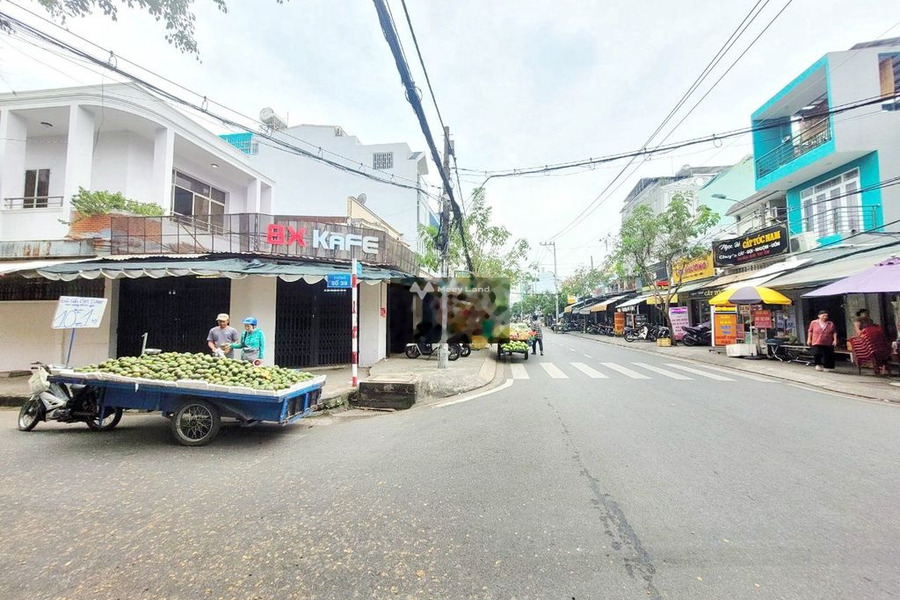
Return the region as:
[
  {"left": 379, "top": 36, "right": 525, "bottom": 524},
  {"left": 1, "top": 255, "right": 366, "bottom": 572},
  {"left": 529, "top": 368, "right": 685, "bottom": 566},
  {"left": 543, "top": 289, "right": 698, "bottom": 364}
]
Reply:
[
  {"left": 541, "top": 241, "right": 559, "bottom": 326},
  {"left": 351, "top": 258, "right": 359, "bottom": 387},
  {"left": 65, "top": 329, "right": 76, "bottom": 367},
  {"left": 438, "top": 126, "right": 452, "bottom": 369}
]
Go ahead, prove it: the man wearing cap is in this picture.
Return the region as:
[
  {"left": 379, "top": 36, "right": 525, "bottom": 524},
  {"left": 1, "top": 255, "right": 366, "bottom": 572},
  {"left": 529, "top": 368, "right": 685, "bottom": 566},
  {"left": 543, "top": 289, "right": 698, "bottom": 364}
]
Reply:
[{"left": 207, "top": 313, "right": 239, "bottom": 359}]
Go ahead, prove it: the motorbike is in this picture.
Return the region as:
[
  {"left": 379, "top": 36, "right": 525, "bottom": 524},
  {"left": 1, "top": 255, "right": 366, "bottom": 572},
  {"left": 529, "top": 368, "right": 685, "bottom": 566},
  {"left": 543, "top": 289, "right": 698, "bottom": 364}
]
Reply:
[
  {"left": 624, "top": 324, "right": 656, "bottom": 342},
  {"left": 681, "top": 323, "right": 712, "bottom": 346},
  {"left": 405, "top": 341, "right": 461, "bottom": 361},
  {"left": 18, "top": 363, "right": 123, "bottom": 432},
  {"left": 448, "top": 334, "right": 472, "bottom": 358}
]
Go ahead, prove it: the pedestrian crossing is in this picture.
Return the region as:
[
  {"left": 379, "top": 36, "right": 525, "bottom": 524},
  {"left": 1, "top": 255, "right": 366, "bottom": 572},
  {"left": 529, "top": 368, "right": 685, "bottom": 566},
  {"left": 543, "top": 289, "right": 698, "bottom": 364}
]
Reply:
[{"left": 507, "top": 360, "right": 771, "bottom": 382}]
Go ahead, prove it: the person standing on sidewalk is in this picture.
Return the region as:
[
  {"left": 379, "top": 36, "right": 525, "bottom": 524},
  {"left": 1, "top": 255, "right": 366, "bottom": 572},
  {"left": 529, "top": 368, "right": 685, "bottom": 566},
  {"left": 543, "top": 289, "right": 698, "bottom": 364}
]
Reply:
[
  {"left": 807, "top": 310, "right": 838, "bottom": 371},
  {"left": 531, "top": 316, "right": 544, "bottom": 356}
]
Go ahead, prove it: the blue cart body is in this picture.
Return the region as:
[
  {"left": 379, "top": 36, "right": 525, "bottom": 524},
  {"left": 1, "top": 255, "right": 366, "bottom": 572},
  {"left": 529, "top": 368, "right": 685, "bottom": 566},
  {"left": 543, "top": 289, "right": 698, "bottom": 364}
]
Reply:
[{"left": 48, "top": 375, "right": 325, "bottom": 425}]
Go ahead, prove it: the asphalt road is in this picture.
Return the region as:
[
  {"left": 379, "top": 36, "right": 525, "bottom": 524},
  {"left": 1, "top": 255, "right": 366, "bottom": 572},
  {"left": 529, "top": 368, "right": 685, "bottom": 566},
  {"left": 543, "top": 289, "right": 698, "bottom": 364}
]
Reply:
[{"left": 1, "top": 331, "right": 898, "bottom": 599}]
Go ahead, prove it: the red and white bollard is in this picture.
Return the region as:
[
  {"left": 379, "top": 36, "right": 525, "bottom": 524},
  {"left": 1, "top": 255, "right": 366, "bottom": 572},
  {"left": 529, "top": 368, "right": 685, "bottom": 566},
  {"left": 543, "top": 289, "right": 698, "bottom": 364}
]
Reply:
[{"left": 351, "top": 258, "right": 359, "bottom": 387}]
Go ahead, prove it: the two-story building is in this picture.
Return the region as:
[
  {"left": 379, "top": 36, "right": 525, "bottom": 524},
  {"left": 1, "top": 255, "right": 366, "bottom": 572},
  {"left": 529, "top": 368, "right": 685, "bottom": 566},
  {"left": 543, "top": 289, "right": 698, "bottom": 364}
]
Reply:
[{"left": 0, "top": 84, "right": 421, "bottom": 372}]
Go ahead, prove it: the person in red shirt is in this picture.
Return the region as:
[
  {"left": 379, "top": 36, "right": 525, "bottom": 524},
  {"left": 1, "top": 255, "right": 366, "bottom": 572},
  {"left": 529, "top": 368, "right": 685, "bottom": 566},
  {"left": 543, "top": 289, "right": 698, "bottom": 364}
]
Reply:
[{"left": 807, "top": 310, "right": 838, "bottom": 371}]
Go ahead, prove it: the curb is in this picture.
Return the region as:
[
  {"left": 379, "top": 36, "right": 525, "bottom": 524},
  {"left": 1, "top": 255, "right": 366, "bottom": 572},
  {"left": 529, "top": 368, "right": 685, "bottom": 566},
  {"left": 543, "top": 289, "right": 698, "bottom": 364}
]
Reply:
[{"left": 566, "top": 332, "right": 900, "bottom": 404}]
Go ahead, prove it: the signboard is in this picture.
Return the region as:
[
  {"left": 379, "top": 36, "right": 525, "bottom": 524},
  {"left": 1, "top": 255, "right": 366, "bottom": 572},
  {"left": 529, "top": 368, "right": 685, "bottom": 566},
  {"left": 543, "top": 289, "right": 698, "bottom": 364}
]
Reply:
[
  {"left": 673, "top": 252, "right": 715, "bottom": 283},
  {"left": 52, "top": 296, "right": 108, "bottom": 329},
  {"left": 713, "top": 225, "right": 789, "bottom": 267},
  {"left": 567, "top": 296, "right": 577, "bottom": 305},
  {"left": 713, "top": 312, "right": 738, "bottom": 346},
  {"left": 753, "top": 310, "right": 773, "bottom": 329},
  {"left": 325, "top": 273, "right": 352, "bottom": 289},
  {"left": 614, "top": 312, "right": 625, "bottom": 335},
  {"left": 668, "top": 306, "right": 690, "bottom": 341},
  {"left": 454, "top": 270, "right": 472, "bottom": 278}
]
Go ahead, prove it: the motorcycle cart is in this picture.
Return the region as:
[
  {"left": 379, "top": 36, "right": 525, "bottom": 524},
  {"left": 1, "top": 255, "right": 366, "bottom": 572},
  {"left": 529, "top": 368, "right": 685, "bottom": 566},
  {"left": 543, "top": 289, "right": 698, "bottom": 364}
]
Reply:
[{"left": 44, "top": 369, "right": 326, "bottom": 446}]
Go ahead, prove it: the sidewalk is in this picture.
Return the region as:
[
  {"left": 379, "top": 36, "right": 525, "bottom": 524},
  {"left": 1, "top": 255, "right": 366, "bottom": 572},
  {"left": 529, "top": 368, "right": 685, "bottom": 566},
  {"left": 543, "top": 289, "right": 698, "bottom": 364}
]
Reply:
[
  {"left": 563, "top": 331, "right": 900, "bottom": 403},
  {"left": 0, "top": 349, "right": 499, "bottom": 408}
]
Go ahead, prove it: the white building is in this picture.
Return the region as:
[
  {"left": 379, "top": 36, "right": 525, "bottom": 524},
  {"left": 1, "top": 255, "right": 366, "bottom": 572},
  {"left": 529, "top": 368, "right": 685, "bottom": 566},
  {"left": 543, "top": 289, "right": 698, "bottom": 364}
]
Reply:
[
  {"left": 0, "top": 85, "right": 415, "bottom": 372},
  {"left": 619, "top": 165, "right": 728, "bottom": 222},
  {"left": 221, "top": 121, "right": 438, "bottom": 253}
]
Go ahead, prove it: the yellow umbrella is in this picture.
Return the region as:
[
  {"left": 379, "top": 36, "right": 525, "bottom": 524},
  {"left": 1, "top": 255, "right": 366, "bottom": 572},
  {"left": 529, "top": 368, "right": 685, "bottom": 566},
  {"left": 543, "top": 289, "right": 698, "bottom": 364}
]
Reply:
[{"left": 708, "top": 285, "right": 792, "bottom": 306}]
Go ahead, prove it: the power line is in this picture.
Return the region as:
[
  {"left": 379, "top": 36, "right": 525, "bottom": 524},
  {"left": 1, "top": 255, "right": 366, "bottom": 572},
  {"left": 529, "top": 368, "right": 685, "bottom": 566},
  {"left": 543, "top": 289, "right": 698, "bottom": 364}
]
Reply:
[{"left": 398, "top": 0, "right": 444, "bottom": 132}]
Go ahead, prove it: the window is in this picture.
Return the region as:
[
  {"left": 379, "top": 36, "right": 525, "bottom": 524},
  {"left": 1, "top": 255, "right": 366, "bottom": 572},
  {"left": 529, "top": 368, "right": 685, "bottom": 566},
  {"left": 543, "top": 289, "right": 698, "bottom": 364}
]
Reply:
[
  {"left": 172, "top": 171, "right": 227, "bottom": 231},
  {"left": 23, "top": 169, "right": 50, "bottom": 208},
  {"left": 800, "top": 168, "right": 862, "bottom": 237},
  {"left": 373, "top": 152, "right": 394, "bottom": 170},
  {"left": 879, "top": 53, "right": 900, "bottom": 111}
]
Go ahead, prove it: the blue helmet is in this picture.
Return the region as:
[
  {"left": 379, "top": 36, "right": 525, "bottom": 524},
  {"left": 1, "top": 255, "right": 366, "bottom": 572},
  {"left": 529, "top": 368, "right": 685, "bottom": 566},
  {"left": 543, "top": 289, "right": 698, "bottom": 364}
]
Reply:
[{"left": 242, "top": 317, "right": 258, "bottom": 327}]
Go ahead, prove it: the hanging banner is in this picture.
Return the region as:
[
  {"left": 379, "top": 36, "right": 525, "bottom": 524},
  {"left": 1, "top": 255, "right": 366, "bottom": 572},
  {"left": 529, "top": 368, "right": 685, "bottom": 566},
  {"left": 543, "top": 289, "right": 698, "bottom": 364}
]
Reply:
[
  {"left": 668, "top": 306, "right": 690, "bottom": 341},
  {"left": 713, "top": 225, "right": 789, "bottom": 267},
  {"left": 714, "top": 312, "right": 738, "bottom": 346}
]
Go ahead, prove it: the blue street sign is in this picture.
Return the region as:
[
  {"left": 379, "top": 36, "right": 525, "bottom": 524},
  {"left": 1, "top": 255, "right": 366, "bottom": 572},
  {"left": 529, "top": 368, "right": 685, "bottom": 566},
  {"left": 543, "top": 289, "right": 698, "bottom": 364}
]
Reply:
[{"left": 326, "top": 273, "right": 352, "bottom": 289}]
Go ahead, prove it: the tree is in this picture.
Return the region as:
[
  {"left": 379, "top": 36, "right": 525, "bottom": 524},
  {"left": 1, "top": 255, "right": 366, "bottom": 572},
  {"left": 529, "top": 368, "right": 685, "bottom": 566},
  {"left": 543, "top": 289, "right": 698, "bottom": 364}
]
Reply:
[
  {"left": 418, "top": 188, "right": 536, "bottom": 287},
  {"left": 560, "top": 265, "right": 607, "bottom": 300},
  {"left": 612, "top": 192, "right": 720, "bottom": 331},
  {"left": 25, "top": 0, "right": 283, "bottom": 56}
]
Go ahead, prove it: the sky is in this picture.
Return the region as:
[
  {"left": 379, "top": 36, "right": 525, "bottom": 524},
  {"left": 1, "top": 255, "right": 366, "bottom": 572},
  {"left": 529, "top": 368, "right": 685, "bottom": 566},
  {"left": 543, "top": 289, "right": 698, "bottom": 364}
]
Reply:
[{"left": 1, "top": 0, "right": 898, "bottom": 279}]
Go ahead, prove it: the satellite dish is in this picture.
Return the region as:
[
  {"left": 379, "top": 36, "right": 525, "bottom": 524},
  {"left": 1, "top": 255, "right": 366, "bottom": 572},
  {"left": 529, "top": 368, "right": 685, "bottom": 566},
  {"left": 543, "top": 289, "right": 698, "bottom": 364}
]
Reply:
[{"left": 356, "top": 193, "right": 367, "bottom": 205}]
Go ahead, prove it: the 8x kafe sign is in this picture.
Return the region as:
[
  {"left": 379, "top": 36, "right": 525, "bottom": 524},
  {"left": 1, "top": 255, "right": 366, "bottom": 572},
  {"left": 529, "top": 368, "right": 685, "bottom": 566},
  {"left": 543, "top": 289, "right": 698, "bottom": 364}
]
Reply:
[{"left": 713, "top": 224, "right": 789, "bottom": 267}]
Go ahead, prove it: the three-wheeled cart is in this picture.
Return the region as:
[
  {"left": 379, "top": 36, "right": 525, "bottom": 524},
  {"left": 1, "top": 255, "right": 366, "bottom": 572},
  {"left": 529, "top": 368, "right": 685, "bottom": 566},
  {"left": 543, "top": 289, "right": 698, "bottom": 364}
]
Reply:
[
  {"left": 495, "top": 339, "right": 530, "bottom": 361},
  {"left": 47, "top": 372, "right": 326, "bottom": 446}
]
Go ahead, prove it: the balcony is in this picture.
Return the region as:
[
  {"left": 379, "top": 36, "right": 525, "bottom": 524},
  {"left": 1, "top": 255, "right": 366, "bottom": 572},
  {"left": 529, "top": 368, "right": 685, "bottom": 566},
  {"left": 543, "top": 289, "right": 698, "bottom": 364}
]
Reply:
[
  {"left": 756, "top": 120, "right": 832, "bottom": 179},
  {"left": 800, "top": 205, "right": 881, "bottom": 238},
  {"left": 2, "top": 196, "right": 64, "bottom": 210}
]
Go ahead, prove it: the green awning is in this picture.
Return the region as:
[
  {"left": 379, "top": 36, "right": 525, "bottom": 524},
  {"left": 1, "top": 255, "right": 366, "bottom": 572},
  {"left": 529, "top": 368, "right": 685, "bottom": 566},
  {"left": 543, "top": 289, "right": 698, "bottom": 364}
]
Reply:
[{"left": 32, "top": 256, "right": 408, "bottom": 284}]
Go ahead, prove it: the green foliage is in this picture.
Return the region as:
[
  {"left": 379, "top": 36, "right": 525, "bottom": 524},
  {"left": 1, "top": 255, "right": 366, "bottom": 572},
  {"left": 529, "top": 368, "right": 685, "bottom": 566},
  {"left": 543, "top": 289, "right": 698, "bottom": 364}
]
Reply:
[
  {"left": 71, "top": 187, "right": 164, "bottom": 217},
  {"left": 512, "top": 291, "right": 565, "bottom": 320},
  {"left": 30, "top": 0, "right": 284, "bottom": 56},
  {"left": 612, "top": 192, "right": 720, "bottom": 325},
  {"left": 417, "top": 188, "right": 536, "bottom": 286}
]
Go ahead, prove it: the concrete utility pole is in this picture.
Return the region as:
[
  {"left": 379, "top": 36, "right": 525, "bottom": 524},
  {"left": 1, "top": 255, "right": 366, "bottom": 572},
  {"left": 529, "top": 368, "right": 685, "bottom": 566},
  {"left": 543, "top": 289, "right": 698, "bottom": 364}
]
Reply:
[
  {"left": 438, "top": 126, "right": 452, "bottom": 369},
  {"left": 540, "top": 241, "right": 559, "bottom": 325}
]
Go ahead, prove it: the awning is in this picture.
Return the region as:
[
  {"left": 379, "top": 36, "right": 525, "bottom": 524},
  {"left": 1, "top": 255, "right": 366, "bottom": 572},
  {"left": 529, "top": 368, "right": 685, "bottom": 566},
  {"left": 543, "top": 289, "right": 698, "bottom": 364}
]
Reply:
[
  {"left": 698, "top": 257, "right": 813, "bottom": 291},
  {"left": 770, "top": 246, "right": 900, "bottom": 290},
  {"left": 30, "top": 257, "right": 407, "bottom": 284},
  {"left": 804, "top": 256, "right": 900, "bottom": 297},
  {"left": 617, "top": 295, "right": 649, "bottom": 309},
  {"left": 0, "top": 257, "right": 97, "bottom": 276},
  {"left": 590, "top": 294, "right": 629, "bottom": 312}
]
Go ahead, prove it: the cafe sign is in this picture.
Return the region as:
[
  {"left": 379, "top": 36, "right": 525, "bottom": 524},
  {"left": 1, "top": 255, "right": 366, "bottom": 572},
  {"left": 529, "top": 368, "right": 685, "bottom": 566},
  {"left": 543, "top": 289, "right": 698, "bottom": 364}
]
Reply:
[{"left": 713, "top": 225, "right": 788, "bottom": 268}]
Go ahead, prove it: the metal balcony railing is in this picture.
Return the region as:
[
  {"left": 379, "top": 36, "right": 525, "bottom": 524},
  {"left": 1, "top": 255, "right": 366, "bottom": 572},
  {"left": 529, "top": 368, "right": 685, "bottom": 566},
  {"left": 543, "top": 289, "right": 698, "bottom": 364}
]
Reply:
[
  {"left": 802, "top": 205, "right": 880, "bottom": 237},
  {"left": 2, "top": 196, "right": 64, "bottom": 209},
  {"left": 756, "top": 118, "right": 832, "bottom": 178},
  {"left": 108, "top": 213, "right": 420, "bottom": 274}
]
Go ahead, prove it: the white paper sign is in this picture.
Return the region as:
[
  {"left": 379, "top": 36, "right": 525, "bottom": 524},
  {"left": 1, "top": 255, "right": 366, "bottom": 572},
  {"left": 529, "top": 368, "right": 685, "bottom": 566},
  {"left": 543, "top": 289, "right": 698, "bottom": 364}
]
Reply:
[{"left": 52, "top": 296, "right": 108, "bottom": 329}]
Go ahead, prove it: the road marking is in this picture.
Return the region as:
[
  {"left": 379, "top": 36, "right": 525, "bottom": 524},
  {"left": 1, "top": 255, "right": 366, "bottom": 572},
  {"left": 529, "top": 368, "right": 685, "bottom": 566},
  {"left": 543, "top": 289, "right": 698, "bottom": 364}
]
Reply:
[
  {"left": 663, "top": 363, "right": 734, "bottom": 381},
  {"left": 568, "top": 347, "right": 576, "bottom": 352},
  {"left": 541, "top": 363, "right": 569, "bottom": 379},
  {"left": 571, "top": 362, "right": 608, "bottom": 378},
  {"left": 681, "top": 363, "right": 775, "bottom": 382},
  {"left": 510, "top": 363, "right": 529, "bottom": 379},
  {"left": 434, "top": 379, "right": 514, "bottom": 408},
  {"left": 599, "top": 362, "right": 650, "bottom": 379},
  {"left": 632, "top": 363, "right": 692, "bottom": 380},
  {"left": 584, "top": 354, "right": 592, "bottom": 359}
]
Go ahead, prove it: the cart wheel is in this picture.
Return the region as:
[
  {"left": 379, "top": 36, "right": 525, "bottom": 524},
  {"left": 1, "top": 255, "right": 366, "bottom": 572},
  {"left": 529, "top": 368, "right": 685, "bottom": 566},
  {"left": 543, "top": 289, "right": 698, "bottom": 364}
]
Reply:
[
  {"left": 17, "top": 396, "right": 43, "bottom": 431},
  {"left": 171, "top": 400, "right": 221, "bottom": 446},
  {"left": 405, "top": 345, "right": 421, "bottom": 359},
  {"left": 86, "top": 407, "right": 123, "bottom": 431},
  {"left": 524, "top": 350, "right": 529, "bottom": 361}
]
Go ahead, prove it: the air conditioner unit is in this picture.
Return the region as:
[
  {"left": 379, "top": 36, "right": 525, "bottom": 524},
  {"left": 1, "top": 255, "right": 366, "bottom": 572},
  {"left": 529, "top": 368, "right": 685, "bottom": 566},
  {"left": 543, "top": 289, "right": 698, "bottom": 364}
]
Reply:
[
  {"left": 768, "top": 206, "right": 788, "bottom": 222},
  {"left": 790, "top": 231, "right": 818, "bottom": 253}
]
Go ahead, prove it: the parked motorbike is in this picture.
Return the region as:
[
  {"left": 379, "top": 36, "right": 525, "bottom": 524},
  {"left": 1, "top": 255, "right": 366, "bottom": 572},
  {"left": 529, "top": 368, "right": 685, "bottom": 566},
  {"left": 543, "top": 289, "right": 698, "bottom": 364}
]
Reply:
[
  {"left": 448, "top": 334, "right": 472, "bottom": 357},
  {"left": 681, "top": 324, "right": 712, "bottom": 346},
  {"left": 405, "top": 341, "right": 461, "bottom": 361},
  {"left": 624, "top": 324, "right": 656, "bottom": 342},
  {"left": 18, "top": 363, "right": 123, "bottom": 432}
]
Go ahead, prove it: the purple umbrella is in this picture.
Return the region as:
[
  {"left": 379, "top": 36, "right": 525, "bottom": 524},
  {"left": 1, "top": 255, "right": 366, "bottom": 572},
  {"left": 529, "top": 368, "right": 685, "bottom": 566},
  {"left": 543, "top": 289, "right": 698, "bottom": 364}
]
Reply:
[{"left": 804, "top": 256, "right": 900, "bottom": 297}]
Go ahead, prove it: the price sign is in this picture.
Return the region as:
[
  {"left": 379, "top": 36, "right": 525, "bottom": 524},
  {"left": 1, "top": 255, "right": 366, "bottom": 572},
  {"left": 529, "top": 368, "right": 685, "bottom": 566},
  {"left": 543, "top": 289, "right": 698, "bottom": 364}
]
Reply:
[{"left": 52, "top": 296, "right": 108, "bottom": 329}]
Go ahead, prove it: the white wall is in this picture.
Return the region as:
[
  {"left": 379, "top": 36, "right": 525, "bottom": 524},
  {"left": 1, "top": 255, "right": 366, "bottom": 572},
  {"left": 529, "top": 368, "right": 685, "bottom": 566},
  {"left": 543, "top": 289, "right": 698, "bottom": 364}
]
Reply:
[
  {"left": 359, "top": 281, "right": 387, "bottom": 367},
  {"left": 229, "top": 276, "right": 278, "bottom": 366},
  {"left": 0, "top": 280, "right": 116, "bottom": 371}
]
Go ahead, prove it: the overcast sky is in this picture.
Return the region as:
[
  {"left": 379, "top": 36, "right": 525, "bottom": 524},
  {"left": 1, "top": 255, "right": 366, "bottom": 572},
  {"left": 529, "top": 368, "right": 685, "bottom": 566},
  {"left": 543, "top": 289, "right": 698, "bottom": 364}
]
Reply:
[{"left": 1, "top": 0, "right": 898, "bottom": 278}]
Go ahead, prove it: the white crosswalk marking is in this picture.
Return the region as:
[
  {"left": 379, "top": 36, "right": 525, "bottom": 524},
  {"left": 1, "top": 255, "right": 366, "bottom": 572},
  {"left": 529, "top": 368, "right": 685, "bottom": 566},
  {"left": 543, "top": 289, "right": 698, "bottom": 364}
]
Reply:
[
  {"left": 632, "top": 363, "right": 692, "bottom": 380},
  {"left": 663, "top": 363, "right": 734, "bottom": 381},
  {"left": 600, "top": 362, "right": 650, "bottom": 379},
  {"left": 571, "top": 363, "right": 608, "bottom": 378},
  {"left": 541, "top": 363, "right": 569, "bottom": 379},
  {"left": 584, "top": 354, "right": 592, "bottom": 359},
  {"left": 679, "top": 363, "right": 775, "bottom": 382},
  {"left": 510, "top": 364, "right": 529, "bottom": 379}
]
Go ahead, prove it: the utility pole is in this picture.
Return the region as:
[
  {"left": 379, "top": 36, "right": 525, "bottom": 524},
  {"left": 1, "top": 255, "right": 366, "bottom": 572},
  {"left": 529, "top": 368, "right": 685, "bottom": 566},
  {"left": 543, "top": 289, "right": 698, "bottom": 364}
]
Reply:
[
  {"left": 438, "top": 126, "right": 452, "bottom": 369},
  {"left": 540, "top": 241, "right": 559, "bottom": 326}
]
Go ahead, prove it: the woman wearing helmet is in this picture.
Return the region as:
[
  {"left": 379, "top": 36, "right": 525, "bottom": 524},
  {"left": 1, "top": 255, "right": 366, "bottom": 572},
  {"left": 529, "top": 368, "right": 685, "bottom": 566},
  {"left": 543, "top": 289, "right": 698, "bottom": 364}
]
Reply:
[{"left": 231, "top": 316, "right": 266, "bottom": 364}]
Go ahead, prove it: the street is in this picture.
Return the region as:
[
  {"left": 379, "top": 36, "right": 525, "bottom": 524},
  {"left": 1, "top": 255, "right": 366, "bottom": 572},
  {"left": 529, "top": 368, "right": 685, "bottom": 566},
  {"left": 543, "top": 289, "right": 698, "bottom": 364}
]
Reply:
[{"left": 1, "top": 332, "right": 899, "bottom": 600}]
